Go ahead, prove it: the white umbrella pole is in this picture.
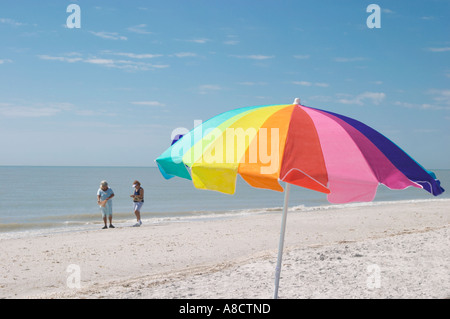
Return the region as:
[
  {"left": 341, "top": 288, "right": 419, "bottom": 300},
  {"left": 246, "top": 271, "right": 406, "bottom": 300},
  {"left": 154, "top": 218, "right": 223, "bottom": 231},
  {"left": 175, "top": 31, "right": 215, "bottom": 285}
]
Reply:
[{"left": 274, "top": 182, "right": 291, "bottom": 299}]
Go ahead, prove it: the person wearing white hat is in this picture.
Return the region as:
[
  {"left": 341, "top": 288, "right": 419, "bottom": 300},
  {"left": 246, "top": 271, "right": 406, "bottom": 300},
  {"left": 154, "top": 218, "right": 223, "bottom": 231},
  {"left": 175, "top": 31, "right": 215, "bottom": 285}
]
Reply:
[{"left": 97, "top": 180, "right": 115, "bottom": 229}]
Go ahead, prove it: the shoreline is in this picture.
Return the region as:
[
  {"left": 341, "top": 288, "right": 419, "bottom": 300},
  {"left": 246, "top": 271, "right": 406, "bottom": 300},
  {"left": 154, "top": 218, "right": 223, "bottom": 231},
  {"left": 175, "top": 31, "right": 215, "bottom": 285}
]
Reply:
[
  {"left": 1, "top": 198, "right": 448, "bottom": 240},
  {"left": 0, "top": 199, "right": 449, "bottom": 299}
]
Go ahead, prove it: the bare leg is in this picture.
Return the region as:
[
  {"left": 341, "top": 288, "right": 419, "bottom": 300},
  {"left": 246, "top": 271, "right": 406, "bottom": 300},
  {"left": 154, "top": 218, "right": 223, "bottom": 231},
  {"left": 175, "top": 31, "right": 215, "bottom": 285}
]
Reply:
[{"left": 135, "top": 210, "right": 141, "bottom": 222}]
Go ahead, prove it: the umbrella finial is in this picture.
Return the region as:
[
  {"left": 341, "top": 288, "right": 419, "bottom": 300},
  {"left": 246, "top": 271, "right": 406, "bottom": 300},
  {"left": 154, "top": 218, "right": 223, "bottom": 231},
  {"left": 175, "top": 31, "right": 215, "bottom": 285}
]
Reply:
[{"left": 293, "top": 98, "right": 301, "bottom": 105}]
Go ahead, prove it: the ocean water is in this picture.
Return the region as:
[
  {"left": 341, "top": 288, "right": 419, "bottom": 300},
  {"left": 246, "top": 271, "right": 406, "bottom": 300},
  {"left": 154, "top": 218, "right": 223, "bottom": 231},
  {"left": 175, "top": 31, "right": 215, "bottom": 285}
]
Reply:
[{"left": 0, "top": 166, "right": 448, "bottom": 239}]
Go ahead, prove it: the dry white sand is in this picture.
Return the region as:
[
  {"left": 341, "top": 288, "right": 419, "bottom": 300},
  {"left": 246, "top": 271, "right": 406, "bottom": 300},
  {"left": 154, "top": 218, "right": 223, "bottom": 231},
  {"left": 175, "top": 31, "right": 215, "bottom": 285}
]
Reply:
[{"left": 0, "top": 199, "right": 449, "bottom": 299}]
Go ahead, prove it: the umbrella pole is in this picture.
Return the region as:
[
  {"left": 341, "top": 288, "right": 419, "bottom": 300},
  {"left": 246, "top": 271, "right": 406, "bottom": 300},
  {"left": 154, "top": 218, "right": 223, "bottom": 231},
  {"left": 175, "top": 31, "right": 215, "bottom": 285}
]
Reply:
[{"left": 274, "top": 182, "right": 291, "bottom": 299}]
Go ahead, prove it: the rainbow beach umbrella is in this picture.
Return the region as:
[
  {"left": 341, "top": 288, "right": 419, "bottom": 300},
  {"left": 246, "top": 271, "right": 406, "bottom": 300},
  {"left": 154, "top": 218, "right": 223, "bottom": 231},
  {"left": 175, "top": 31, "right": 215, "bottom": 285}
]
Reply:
[{"left": 155, "top": 99, "right": 444, "bottom": 298}]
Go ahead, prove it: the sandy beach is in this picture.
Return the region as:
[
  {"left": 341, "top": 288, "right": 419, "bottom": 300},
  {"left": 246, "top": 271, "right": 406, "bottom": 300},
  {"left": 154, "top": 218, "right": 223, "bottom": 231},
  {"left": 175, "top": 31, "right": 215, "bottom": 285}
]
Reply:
[{"left": 0, "top": 199, "right": 449, "bottom": 299}]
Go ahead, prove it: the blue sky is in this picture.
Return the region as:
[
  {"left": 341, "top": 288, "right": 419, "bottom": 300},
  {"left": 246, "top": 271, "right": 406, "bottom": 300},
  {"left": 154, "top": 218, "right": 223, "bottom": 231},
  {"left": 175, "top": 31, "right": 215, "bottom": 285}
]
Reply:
[{"left": 0, "top": 0, "right": 449, "bottom": 168}]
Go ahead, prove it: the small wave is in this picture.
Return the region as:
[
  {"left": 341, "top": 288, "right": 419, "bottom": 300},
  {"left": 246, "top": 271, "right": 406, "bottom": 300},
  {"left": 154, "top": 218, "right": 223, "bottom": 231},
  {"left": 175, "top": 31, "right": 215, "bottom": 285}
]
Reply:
[
  {"left": 0, "top": 219, "right": 109, "bottom": 233},
  {"left": 1, "top": 198, "right": 447, "bottom": 240},
  {"left": 0, "top": 222, "right": 65, "bottom": 232},
  {"left": 32, "top": 212, "right": 132, "bottom": 222},
  {"left": 290, "top": 198, "right": 450, "bottom": 212}
]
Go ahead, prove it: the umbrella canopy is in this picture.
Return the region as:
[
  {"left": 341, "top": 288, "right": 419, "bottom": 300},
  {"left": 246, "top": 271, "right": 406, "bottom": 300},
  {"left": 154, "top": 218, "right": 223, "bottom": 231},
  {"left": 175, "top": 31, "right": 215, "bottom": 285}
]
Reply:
[
  {"left": 156, "top": 99, "right": 444, "bottom": 298},
  {"left": 156, "top": 101, "right": 444, "bottom": 202}
]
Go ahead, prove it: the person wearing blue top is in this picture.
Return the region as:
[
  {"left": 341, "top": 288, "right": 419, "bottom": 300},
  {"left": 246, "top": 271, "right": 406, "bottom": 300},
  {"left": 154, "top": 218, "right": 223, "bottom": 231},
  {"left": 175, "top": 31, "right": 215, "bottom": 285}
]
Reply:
[
  {"left": 97, "top": 180, "right": 115, "bottom": 229},
  {"left": 130, "top": 180, "right": 144, "bottom": 227}
]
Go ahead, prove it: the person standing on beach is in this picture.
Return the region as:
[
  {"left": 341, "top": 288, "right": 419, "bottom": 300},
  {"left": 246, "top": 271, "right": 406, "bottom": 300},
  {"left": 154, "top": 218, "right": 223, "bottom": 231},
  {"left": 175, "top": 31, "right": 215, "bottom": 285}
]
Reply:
[
  {"left": 97, "top": 180, "right": 115, "bottom": 229},
  {"left": 130, "top": 180, "right": 144, "bottom": 227}
]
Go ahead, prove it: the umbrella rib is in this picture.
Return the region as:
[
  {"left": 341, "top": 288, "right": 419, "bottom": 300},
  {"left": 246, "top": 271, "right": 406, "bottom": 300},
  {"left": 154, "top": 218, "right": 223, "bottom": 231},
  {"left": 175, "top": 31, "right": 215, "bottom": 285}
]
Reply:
[{"left": 279, "top": 167, "right": 329, "bottom": 191}]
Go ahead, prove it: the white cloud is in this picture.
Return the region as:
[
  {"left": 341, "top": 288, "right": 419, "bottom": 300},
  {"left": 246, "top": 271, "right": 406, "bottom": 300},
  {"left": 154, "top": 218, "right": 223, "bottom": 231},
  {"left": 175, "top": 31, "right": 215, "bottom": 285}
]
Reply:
[
  {"left": 127, "top": 24, "right": 152, "bottom": 34},
  {"left": 237, "top": 82, "right": 267, "bottom": 86},
  {"left": 69, "top": 121, "right": 121, "bottom": 128},
  {"left": 426, "top": 47, "right": 450, "bottom": 52},
  {"left": 86, "top": 58, "right": 168, "bottom": 70},
  {"left": 74, "top": 110, "right": 109, "bottom": 117},
  {"left": 224, "top": 40, "right": 239, "bottom": 45},
  {"left": 307, "top": 95, "right": 333, "bottom": 103},
  {"left": 199, "top": 84, "right": 221, "bottom": 90},
  {"left": 230, "top": 55, "right": 275, "bottom": 60},
  {"left": 38, "top": 55, "right": 82, "bottom": 63},
  {"left": 38, "top": 53, "right": 169, "bottom": 71},
  {"left": 0, "top": 106, "right": 59, "bottom": 117},
  {"left": 186, "top": 38, "right": 210, "bottom": 44},
  {"left": 170, "top": 52, "right": 198, "bottom": 58},
  {"left": 334, "top": 57, "right": 366, "bottom": 62},
  {"left": 198, "top": 84, "right": 222, "bottom": 94},
  {"left": 414, "top": 128, "right": 438, "bottom": 133},
  {"left": 337, "top": 92, "right": 386, "bottom": 105},
  {"left": 106, "top": 52, "right": 163, "bottom": 59},
  {"left": 0, "top": 18, "right": 24, "bottom": 26},
  {"left": 224, "top": 35, "right": 239, "bottom": 45},
  {"left": 293, "top": 55, "right": 310, "bottom": 59},
  {"left": 428, "top": 89, "right": 450, "bottom": 106},
  {"left": 293, "top": 81, "right": 329, "bottom": 87},
  {"left": 293, "top": 81, "right": 312, "bottom": 86},
  {"left": 394, "top": 101, "right": 418, "bottom": 109},
  {"left": 131, "top": 101, "right": 165, "bottom": 107},
  {"left": 394, "top": 101, "right": 447, "bottom": 110},
  {"left": 84, "top": 58, "right": 115, "bottom": 65},
  {"left": 90, "top": 31, "right": 127, "bottom": 40},
  {"left": 0, "top": 102, "right": 72, "bottom": 118},
  {"left": 0, "top": 59, "right": 13, "bottom": 64}
]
